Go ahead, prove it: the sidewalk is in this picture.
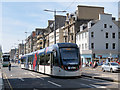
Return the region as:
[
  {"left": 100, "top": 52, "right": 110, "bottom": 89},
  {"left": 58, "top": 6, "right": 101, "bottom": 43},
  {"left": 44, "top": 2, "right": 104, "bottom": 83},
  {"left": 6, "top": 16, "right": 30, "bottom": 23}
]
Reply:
[
  {"left": 0, "top": 63, "right": 3, "bottom": 90},
  {"left": 81, "top": 66, "right": 120, "bottom": 82}
]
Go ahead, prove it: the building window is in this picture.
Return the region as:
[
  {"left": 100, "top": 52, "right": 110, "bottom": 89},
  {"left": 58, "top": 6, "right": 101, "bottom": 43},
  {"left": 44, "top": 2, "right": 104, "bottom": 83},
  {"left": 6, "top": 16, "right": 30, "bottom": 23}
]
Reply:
[
  {"left": 106, "top": 43, "right": 108, "bottom": 49},
  {"left": 82, "top": 33, "right": 84, "bottom": 39},
  {"left": 85, "top": 43, "right": 87, "bottom": 50},
  {"left": 104, "top": 24, "right": 107, "bottom": 28},
  {"left": 64, "top": 37, "right": 67, "bottom": 42},
  {"left": 40, "top": 42, "right": 42, "bottom": 44},
  {"left": 79, "top": 34, "right": 81, "bottom": 40},
  {"left": 112, "top": 43, "right": 115, "bottom": 49},
  {"left": 77, "top": 35, "right": 79, "bottom": 41},
  {"left": 91, "top": 43, "right": 94, "bottom": 49},
  {"left": 82, "top": 44, "right": 84, "bottom": 50},
  {"left": 91, "top": 32, "right": 94, "bottom": 38},
  {"left": 85, "top": 32, "right": 87, "bottom": 38},
  {"left": 112, "top": 33, "right": 115, "bottom": 39},
  {"left": 119, "top": 32, "right": 120, "bottom": 39},
  {"left": 106, "top": 32, "right": 108, "bottom": 38},
  {"left": 79, "top": 45, "right": 81, "bottom": 50},
  {"left": 110, "top": 25, "right": 112, "bottom": 28},
  {"left": 71, "top": 35, "right": 73, "bottom": 40}
]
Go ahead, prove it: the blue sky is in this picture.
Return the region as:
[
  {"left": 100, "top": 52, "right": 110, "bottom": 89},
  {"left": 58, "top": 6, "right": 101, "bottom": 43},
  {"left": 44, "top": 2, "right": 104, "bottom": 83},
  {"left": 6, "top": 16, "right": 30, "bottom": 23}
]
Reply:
[{"left": 1, "top": 1, "right": 119, "bottom": 52}]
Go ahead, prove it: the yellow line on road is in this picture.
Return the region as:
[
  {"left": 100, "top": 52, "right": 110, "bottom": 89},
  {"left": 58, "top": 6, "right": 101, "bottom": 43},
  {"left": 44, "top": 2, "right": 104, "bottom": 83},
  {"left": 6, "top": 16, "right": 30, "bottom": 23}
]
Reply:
[{"left": 3, "top": 73, "right": 13, "bottom": 90}]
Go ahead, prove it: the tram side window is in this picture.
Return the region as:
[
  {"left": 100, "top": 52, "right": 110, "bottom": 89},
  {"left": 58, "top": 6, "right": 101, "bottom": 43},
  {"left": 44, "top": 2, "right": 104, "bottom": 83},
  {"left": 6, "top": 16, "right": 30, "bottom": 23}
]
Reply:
[
  {"left": 28, "top": 56, "right": 33, "bottom": 64},
  {"left": 40, "top": 55, "right": 45, "bottom": 65},
  {"left": 46, "top": 54, "right": 50, "bottom": 65},
  {"left": 37, "top": 55, "right": 40, "bottom": 65},
  {"left": 21, "top": 59, "right": 24, "bottom": 64},
  {"left": 53, "top": 51, "right": 59, "bottom": 66},
  {"left": 21, "top": 58, "right": 26, "bottom": 64}
]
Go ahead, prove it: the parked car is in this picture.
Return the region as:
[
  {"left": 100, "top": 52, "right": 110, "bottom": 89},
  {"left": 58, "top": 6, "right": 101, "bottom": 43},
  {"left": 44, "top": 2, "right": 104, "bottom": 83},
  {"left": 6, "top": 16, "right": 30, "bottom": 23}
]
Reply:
[{"left": 102, "top": 62, "right": 120, "bottom": 73}]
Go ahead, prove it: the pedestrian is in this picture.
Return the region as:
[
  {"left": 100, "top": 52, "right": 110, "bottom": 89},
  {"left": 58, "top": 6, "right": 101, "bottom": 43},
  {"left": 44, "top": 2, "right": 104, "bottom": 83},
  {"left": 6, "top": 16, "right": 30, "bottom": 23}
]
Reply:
[{"left": 8, "top": 62, "right": 11, "bottom": 71}]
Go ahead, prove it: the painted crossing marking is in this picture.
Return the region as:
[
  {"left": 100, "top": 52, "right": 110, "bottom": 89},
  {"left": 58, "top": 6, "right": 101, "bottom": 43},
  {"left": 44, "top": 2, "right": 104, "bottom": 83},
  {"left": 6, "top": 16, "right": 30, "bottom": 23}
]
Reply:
[{"left": 48, "top": 81, "right": 61, "bottom": 87}]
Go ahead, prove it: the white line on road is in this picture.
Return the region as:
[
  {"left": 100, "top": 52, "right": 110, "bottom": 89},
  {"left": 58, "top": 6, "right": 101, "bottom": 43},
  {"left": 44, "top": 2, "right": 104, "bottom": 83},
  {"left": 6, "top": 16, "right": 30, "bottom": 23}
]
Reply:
[
  {"left": 36, "top": 76, "right": 44, "bottom": 80},
  {"left": 30, "top": 73, "right": 35, "bottom": 76},
  {"left": 90, "top": 84, "right": 106, "bottom": 88},
  {"left": 82, "top": 77, "right": 108, "bottom": 82},
  {"left": 48, "top": 81, "right": 61, "bottom": 87},
  {"left": 80, "top": 83, "right": 93, "bottom": 88},
  {"left": 18, "top": 78, "right": 24, "bottom": 81}
]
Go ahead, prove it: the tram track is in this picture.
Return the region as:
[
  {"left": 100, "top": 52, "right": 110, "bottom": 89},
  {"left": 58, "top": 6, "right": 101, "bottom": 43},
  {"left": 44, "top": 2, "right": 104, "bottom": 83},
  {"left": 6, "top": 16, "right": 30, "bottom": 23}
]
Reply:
[{"left": 2, "top": 73, "right": 13, "bottom": 90}]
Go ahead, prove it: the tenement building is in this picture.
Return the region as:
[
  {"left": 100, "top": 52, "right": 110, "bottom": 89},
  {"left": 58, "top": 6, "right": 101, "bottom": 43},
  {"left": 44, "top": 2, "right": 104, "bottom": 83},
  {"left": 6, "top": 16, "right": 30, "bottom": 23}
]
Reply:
[{"left": 76, "top": 13, "right": 119, "bottom": 67}]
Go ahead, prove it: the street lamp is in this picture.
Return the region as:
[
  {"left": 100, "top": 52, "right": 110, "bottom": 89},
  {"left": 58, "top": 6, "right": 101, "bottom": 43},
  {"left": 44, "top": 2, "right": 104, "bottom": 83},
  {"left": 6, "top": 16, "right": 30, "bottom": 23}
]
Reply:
[{"left": 44, "top": 9, "right": 66, "bottom": 44}]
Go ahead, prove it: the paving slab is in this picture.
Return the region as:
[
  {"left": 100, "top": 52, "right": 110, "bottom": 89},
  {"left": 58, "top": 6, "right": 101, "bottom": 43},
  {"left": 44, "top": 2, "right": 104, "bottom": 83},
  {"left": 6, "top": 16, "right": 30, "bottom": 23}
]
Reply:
[{"left": 81, "top": 67, "right": 120, "bottom": 82}]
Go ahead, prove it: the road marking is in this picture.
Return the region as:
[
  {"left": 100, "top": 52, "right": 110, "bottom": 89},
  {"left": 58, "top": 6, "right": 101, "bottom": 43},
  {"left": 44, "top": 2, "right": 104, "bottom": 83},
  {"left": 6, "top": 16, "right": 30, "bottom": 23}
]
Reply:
[
  {"left": 36, "top": 76, "right": 44, "bottom": 80},
  {"left": 18, "top": 78, "right": 24, "bottom": 81},
  {"left": 4, "top": 73, "right": 13, "bottom": 90},
  {"left": 90, "top": 84, "right": 106, "bottom": 88},
  {"left": 80, "top": 83, "right": 93, "bottom": 88},
  {"left": 81, "top": 77, "right": 106, "bottom": 82},
  {"left": 81, "top": 78, "right": 98, "bottom": 82},
  {"left": 30, "top": 73, "right": 35, "bottom": 76},
  {"left": 48, "top": 81, "right": 61, "bottom": 87}
]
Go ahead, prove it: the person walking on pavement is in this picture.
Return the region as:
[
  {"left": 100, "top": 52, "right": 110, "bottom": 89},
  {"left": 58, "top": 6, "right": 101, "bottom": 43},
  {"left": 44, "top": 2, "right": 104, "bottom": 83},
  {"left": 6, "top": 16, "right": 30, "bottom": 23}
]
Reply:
[{"left": 8, "top": 62, "right": 11, "bottom": 71}]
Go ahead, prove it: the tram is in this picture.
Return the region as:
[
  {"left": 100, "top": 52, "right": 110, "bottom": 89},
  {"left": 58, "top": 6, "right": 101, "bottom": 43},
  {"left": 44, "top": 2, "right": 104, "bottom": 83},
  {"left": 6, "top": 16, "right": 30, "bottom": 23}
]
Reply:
[
  {"left": 2, "top": 53, "right": 10, "bottom": 67},
  {"left": 21, "top": 43, "right": 81, "bottom": 77}
]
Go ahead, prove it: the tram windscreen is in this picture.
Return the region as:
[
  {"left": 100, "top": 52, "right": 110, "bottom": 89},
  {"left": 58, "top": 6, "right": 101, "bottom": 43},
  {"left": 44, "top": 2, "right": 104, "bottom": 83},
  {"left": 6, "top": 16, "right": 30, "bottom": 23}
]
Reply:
[
  {"left": 3, "top": 56, "right": 10, "bottom": 61},
  {"left": 60, "top": 48, "right": 78, "bottom": 60}
]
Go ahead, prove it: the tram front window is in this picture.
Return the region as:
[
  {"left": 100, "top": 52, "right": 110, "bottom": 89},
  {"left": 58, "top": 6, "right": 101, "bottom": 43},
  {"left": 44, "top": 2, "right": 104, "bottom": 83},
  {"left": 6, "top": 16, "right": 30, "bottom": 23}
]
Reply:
[
  {"left": 60, "top": 48, "right": 80, "bottom": 71},
  {"left": 3, "top": 57, "right": 10, "bottom": 61},
  {"left": 60, "top": 48, "right": 78, "bottom": 61}
]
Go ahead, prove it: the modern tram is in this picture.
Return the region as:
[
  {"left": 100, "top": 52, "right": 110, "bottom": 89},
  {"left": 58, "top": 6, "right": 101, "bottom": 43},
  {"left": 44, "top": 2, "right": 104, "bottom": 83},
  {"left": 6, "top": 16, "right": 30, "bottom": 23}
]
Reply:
[
  {"left": 20, "top": 43, "right": 81, "bottom": 77},
  {"left": 2, "top": 53, "right": 10, "bottom": 67}
]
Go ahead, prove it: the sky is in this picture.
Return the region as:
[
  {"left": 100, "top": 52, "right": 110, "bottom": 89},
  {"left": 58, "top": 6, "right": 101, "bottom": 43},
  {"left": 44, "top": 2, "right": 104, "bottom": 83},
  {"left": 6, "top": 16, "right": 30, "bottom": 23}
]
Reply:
[{"left": 0, "top": 0, "right": 119, "bottom": 53}]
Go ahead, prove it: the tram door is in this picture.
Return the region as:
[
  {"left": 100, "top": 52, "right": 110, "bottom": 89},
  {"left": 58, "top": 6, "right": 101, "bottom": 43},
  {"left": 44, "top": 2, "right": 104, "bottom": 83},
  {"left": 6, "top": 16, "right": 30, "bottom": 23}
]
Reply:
[{"left": 50, "top": 53, "right": 54, "bottom": 75}]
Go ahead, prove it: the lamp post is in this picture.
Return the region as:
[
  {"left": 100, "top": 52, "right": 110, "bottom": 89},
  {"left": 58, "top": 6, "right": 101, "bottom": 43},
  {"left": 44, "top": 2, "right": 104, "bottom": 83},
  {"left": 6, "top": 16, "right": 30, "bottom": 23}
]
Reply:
[{"left": 44, "top": 9, "right": 66, "bottom": 44}]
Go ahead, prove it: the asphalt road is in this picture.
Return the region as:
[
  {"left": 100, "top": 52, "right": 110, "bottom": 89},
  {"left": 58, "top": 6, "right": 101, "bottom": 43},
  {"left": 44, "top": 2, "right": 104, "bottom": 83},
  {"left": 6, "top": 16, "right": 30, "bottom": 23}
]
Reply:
[{"left": 2, "top": 63, "right": 120, "bottom": 89}]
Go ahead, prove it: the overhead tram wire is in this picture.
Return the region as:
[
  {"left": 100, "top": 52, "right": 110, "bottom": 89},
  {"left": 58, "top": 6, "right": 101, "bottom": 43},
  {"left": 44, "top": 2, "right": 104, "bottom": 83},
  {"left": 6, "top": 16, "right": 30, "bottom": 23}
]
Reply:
[{"left": 61, "top": 0, "right": 77, "bottom": 14}]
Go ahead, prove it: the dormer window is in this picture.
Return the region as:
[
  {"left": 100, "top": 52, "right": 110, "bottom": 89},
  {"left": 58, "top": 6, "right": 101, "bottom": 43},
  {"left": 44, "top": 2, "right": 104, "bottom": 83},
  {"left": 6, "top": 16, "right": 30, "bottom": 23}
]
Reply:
[{"left": 91, "top": 23, "right": 95, "bottom": 27}]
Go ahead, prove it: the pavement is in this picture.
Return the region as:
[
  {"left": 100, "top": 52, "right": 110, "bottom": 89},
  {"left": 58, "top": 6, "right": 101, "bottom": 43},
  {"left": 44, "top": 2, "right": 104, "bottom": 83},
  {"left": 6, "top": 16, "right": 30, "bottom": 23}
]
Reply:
[
  {"left": 81, "top": 66, "right": 120, "bottom": 83},
  {"left": 0, "top": 63, "right": 3, "bottom": 90}
]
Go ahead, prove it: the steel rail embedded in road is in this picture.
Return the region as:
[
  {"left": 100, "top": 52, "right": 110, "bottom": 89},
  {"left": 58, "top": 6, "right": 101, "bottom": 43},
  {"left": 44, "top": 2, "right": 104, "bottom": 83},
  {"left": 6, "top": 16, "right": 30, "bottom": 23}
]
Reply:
[{"left": 3, "top": 72, "right": 13, "bottom": 90}]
